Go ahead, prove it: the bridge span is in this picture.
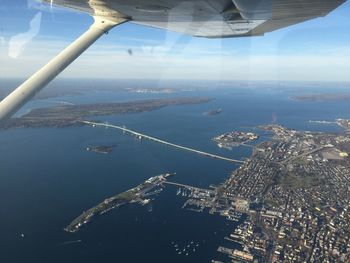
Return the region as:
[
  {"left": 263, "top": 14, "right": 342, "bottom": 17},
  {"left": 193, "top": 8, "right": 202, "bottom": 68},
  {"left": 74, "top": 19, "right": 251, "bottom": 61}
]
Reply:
[{"left": 82, "top": 120, "right": 245, "bottom": 164}]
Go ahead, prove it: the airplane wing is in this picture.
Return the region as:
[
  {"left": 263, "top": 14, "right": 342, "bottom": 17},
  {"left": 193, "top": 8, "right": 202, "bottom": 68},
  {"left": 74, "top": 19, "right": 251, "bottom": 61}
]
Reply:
[
  {"left": 0, "top": 0, "right": 345, "bottom": 120},
  {"left": 46, "top": 0, "right": 345, "bottom": 38}
]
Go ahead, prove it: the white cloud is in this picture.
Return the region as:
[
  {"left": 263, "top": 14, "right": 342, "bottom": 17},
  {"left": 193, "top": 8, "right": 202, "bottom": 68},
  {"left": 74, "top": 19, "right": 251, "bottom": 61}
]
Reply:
[
  {"left": 8, "top": 12, "right": 42, "bottom": 58},
  {"left": 1, "top": 35, "right": 350, "bottom": 82}
]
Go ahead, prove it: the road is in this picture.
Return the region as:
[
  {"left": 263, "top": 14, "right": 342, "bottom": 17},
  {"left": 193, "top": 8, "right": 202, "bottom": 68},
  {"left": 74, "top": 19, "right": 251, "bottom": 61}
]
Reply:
[
  {"left": 83, "top": 120, "right": 245, "bottom": 164},
  {"left": 279, "top": 145, "right": 329, "bottom": 164}
]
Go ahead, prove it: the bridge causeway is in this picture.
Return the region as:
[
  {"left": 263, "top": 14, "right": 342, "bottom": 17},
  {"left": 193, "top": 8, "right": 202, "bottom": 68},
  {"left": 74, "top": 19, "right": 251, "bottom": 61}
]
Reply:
[{"left": 82, "top": 120, "right": 245, "bottom": 164}]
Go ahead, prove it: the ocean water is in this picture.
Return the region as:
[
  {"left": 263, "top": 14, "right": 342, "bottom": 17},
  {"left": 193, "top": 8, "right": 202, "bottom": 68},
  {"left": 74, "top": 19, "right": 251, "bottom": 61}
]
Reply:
[{"left": 0, "top": 80, "right": 349, "bottom": 262}]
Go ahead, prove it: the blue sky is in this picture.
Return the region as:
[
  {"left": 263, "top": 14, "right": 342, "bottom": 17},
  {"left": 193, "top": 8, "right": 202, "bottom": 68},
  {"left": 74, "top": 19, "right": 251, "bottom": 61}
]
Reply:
[{"left": 0, "top": 0, "right": 350, "bottom": 81}]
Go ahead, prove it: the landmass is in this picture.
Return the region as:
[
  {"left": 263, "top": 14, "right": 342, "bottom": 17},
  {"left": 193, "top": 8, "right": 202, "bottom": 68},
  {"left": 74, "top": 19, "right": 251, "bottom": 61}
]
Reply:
[
  {"left": 125, "top": 87, "right": 177, "bottom": 94},
  {"left": 203, "top": 108, "right": 222, "bottom": 116},
  {"left": 309, "top": 120, "right": 336, "bottom": 125},
  {"left": 0, "top": 97, "right": 212, "bottom": 129},
  {"left": 336, "top": 118, "right": 350, "bottom": 131},
  {"left": 65, "top": 173, "right": 175, "bottom": 233},
  {"left": 0, "top": 83, "right": 82, "bottom": 101},
  {"left": 309, "top": 118, "right": 350, "bottom": 133},
  {"left": 290, "top": 93, "right": 350, "bottom": 102},
  {"left": 213, "top": 131, "right": 258, "bottom": 149},
  {"left": 172, "top": 123, "right": 350, "bottom": 262}
]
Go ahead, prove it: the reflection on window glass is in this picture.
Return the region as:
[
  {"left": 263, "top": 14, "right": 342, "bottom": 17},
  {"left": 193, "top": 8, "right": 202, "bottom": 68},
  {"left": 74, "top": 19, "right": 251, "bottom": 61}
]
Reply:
[{"left": 1, "top": 0, "right": 350, "bottom": 262}]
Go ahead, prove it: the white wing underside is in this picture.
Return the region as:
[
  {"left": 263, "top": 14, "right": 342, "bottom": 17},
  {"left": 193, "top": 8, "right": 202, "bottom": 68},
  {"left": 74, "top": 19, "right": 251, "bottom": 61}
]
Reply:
[{"left": 46, "top": 0, "right": 345, "bottom": 38}]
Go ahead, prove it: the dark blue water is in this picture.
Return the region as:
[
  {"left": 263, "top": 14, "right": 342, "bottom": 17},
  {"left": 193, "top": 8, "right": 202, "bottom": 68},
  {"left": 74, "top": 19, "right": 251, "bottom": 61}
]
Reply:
[{"left": 0, "top": 81, "right": 349, "bottom": 262}]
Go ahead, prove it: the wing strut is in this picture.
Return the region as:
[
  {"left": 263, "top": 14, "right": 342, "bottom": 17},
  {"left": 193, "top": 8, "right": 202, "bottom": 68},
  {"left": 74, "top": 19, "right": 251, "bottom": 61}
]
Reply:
[{"left": 0, "top": 16, "right": 127, "bottom": 121}]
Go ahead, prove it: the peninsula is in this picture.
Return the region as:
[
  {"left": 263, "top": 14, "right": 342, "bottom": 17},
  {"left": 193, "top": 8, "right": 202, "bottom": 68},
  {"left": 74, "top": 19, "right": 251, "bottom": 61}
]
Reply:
[
  {"left": 213, "top": 131, "right": 258, "bottom": 149},
  {"left": 65, "top": 173, "right": 175, "bottom": 233}
]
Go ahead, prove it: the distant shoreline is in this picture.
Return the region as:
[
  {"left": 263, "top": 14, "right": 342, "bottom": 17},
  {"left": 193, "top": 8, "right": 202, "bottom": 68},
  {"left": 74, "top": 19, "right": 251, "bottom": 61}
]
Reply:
[
  {"left": 0, "top": 97, "right": 212, "bottom": 129},
  {"left": 290, "top": 93, "right": 350, "bottom": 102}
]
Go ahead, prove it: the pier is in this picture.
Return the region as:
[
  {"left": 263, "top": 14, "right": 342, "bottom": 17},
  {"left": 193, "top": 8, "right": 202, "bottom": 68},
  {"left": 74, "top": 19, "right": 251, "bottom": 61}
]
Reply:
[
  {"left": 82, "top": 120, "right": 245, "bottom": 164},
  {"left": 163, "top": 181, "right": 206, "bottom": 191}
]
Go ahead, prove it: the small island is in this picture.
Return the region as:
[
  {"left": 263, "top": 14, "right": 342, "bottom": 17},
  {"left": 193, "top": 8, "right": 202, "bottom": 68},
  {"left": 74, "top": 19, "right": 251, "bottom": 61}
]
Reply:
[
  {"left": 64, "top": 173, "right": 175, "bottom": 233},
  {"left": 213, "top": 131, "right": 258, "bottom": 149},
  {"left": 203, "top": 108, "right": 222, "bottom": 116}
]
